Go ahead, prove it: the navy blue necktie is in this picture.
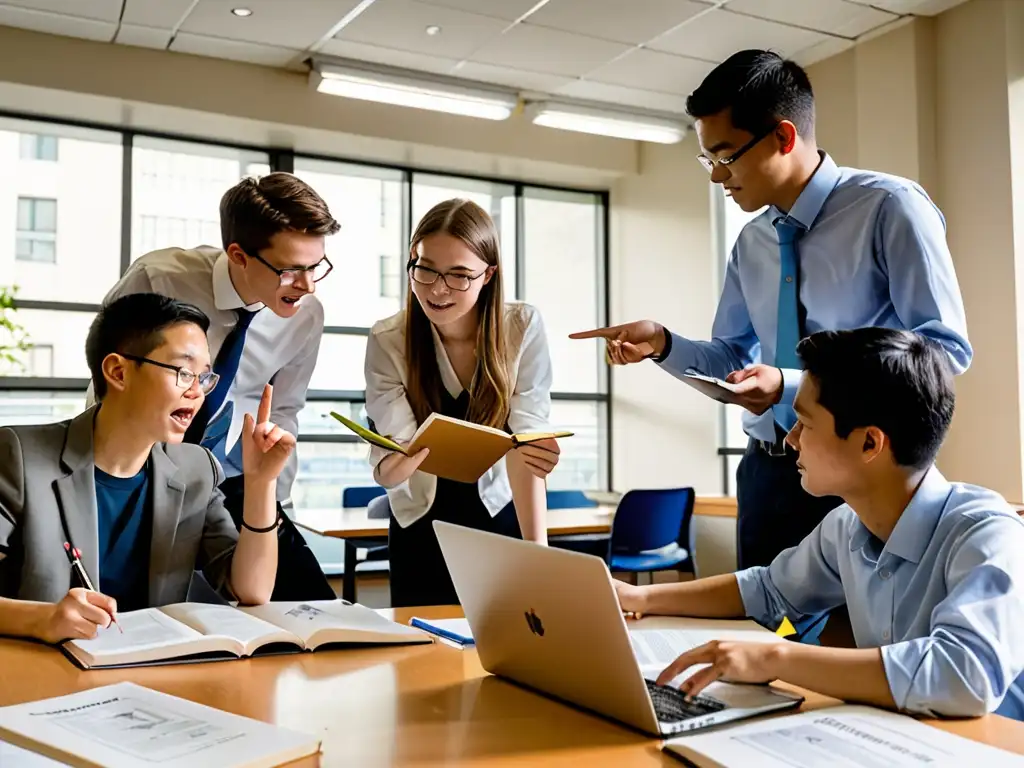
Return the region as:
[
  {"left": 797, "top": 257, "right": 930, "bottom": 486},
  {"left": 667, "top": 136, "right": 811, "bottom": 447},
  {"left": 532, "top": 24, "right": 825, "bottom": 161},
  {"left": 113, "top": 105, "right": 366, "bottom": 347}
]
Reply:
[
  {"left": 772, "top": 218, "right": 802, "bottom": 431},
  {"left": 184, "top": 308, "right": 257, "bottom": 445}
]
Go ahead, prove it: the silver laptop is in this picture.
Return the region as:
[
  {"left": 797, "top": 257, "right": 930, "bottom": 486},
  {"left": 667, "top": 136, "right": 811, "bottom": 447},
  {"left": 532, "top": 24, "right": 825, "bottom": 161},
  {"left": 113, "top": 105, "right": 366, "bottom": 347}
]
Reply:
[{"left": 433, "top": 520, "right": 804, "bottom": 736}]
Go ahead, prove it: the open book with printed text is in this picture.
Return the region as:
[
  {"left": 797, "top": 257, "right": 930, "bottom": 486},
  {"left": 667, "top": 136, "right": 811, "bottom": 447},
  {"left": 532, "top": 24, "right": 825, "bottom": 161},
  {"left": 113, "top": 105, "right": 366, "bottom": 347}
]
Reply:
[
  {"left": 331, "top": 411, "right": 573, "bottom": 483},
  {"left": 62, "top": 600, "right": 432, "bottom": 670}
]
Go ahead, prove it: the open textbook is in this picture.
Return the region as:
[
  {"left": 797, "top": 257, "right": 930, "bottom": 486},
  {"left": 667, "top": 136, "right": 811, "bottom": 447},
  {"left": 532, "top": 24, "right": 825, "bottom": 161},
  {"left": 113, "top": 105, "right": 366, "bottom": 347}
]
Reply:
[
  {"left": 662, "top": 705, "right": 1024, "bottom": 767},
  {"left": 0, "top": 682, "right": 320, "bottom": 768},
  {"left": 331, "top": 411, "right": 573, "bottom": 483},
  {"left": 61, "top": 599, "right": 431, "bottom": 669}
]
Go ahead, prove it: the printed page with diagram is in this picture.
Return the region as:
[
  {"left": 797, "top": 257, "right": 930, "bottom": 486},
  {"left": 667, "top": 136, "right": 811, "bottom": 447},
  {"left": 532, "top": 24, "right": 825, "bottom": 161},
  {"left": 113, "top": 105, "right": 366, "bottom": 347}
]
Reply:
[
  {"left": 663, "top": 705, "right": 1024, "bottom": 767},
  {"left": 0, "top": 682, "right": 321, "bottom": 768}
]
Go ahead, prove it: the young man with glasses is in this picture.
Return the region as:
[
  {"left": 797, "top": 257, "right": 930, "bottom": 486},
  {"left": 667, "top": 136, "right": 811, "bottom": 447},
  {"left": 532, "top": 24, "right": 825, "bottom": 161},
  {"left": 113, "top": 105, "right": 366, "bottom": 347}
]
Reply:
[
  {"left": 95, "top": 172, "right": 340, "bottom": 599},
  {"left": 572, "top": 50, "right": 971, "bottom": 587},
  {"left": 0, "top": 294, "right": 292, "bottom": 643}
]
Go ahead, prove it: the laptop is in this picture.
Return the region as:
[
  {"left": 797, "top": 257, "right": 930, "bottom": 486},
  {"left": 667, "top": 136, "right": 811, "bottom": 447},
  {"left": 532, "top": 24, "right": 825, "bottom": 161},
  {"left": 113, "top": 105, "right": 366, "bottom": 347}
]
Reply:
[{"left": 433, "top": 520, "right": 804, "bottom": 736}]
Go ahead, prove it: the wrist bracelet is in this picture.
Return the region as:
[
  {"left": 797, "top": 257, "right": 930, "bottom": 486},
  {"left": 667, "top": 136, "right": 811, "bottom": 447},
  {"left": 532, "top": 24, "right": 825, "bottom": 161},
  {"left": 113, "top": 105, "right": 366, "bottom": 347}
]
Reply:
[{"left": 241, "top": 512, "right": 280, "bottom": 534}]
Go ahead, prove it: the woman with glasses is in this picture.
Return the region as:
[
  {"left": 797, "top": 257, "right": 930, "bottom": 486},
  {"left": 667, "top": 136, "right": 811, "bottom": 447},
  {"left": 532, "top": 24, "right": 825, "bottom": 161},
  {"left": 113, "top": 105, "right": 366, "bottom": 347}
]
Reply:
[{"left": 365, "top": 199, "right": 562, "bottom": 607}]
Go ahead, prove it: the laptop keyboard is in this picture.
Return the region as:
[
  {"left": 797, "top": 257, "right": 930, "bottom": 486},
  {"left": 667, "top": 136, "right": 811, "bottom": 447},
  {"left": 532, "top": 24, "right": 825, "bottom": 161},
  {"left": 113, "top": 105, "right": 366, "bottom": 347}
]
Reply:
[{"left": 645, "top": 679, "right": 726, "bottom": 722}]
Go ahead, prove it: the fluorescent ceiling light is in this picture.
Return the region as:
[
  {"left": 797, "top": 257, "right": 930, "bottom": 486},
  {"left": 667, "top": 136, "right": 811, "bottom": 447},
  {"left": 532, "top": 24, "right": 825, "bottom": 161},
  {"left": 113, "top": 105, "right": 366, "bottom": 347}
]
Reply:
[
  {"left": 525, "top": 101, "right": 685, "bottom": 144},
  {"left": 311, "top": 58, "right": 517, "bottom": 121}
]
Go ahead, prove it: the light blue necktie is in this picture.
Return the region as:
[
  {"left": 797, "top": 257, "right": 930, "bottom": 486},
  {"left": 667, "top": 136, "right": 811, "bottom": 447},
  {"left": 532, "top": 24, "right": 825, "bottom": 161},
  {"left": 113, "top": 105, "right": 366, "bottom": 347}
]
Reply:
[{"left": 772, "top": 218, "right": 802, "bottom": 431}]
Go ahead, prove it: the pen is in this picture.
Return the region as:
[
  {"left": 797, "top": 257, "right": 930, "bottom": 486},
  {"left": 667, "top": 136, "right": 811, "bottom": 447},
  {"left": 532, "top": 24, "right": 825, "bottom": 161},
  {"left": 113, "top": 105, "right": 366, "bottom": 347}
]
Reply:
[{"left": 63, "top": 542, "right": 122, "bottom": 634}]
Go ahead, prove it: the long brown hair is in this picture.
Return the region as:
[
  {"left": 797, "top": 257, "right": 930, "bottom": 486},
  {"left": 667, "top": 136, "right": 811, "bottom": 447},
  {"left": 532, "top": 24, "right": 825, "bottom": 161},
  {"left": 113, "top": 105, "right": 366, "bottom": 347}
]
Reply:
[{"left": 405, "top": 199, "right": 512, "bottom": 430}]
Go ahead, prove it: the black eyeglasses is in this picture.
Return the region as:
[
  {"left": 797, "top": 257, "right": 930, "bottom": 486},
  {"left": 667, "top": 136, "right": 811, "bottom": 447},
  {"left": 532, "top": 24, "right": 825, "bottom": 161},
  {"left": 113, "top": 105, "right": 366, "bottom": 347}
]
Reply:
[
  {"left": 697, "top": 124, "right": 778, "bottom": 173},
  {"left": 407, "top": 260, "right": 489, "bottom": 292},
  {"left": 121, "top": 354, "right": 220, "bottom": 395},
  {"left": 249, "top": 251, "right": 333, "bottom": 286}
]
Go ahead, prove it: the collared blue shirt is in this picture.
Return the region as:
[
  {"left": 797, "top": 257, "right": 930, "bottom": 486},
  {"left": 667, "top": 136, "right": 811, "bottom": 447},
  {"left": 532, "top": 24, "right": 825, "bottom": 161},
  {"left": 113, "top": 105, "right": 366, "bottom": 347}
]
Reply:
[
  {"left": 661, "top": 152, "right": 972, "bottom": 441},
  {"left": 736, "top": 469, "right": 1024, "bottom": 719}
]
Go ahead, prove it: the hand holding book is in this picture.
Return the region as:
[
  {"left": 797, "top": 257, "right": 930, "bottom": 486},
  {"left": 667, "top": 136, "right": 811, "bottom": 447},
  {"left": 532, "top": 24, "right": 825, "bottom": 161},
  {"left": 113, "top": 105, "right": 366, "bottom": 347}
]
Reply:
[
  {"left": 331, "top": 412, "right": 573, "bottom": 484},
  {"left": 375, "top": 444, "right": 430, "bottom": 487}
]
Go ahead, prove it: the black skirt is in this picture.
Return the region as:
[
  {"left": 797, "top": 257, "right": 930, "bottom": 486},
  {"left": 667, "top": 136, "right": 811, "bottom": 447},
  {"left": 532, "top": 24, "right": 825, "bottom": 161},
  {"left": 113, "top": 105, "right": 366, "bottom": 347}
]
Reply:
[{"left": 388, "top": 479, "right": 521, "bottom": 608}]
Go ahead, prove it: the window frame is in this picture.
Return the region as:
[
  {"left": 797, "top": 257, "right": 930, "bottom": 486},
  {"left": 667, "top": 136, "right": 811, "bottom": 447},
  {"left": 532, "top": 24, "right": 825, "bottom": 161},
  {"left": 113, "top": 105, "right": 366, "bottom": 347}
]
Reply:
[{"left": 0, "top": 110, "right": 612, "bottom": 497}]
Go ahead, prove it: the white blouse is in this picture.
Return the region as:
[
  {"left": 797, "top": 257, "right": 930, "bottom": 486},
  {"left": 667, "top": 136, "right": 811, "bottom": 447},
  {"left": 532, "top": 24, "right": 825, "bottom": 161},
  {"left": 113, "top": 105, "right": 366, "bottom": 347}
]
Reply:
[{"left": 364, "top": 302, "right": 554, "bottom": 528}]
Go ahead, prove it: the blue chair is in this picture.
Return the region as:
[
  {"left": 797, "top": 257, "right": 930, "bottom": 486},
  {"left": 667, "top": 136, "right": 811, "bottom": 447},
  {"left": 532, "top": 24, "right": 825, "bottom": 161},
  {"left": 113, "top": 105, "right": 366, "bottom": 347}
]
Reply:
[
  {"left": 548, "top": 489, "right": 608, "bottom": 558},
  {"left": 607, "top": 488, "right": 695, "bottom": 581},
  {"left": 342, "top": 485, "right": 387, "bottom": 508},
  {"left": 546, "top": 489, "right": 597, "bottom": 509}
]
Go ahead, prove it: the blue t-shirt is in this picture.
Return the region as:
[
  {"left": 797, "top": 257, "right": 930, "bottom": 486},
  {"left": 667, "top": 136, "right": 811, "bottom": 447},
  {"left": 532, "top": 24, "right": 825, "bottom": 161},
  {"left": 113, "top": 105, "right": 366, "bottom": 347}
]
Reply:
[{"left": 94, "top": 466, "right": 151, "bottom": 612}]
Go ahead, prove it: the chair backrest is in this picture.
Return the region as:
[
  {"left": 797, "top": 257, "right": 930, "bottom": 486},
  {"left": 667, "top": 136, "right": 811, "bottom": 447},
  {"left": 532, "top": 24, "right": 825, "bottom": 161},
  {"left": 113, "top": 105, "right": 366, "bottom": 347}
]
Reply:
[
  {"left": 608, "top": 487, "right": 695, "bottom": 555},
  {"left": 546, "top": 489, "right": 598, "bottom": 509},
  {"left": 342, "top": 485, "right": 387, "bottom": 508}
]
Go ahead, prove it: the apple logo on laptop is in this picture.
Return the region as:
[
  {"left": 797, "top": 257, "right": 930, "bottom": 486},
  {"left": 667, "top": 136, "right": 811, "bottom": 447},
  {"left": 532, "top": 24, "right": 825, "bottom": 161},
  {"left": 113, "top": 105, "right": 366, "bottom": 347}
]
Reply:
[{"left": 524, "top": 608, "right": 545, "bottom": 637}]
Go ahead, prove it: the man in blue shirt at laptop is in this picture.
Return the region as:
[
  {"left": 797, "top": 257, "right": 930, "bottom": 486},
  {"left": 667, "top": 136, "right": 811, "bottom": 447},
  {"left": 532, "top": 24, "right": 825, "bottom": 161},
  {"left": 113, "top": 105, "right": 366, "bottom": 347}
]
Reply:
[
  {"left": 615, "top": 328, "right": 1024, "bottom": 720},
  {"left": 571, "top": 50, "right": 971, "bottom": 575}
]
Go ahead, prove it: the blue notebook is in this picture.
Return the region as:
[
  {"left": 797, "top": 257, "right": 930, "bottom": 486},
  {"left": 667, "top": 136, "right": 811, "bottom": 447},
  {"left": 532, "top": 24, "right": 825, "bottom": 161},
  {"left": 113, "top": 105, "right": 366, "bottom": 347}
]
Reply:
[{"left": 409, "top": 617, "right": 474, "bottom": 646}]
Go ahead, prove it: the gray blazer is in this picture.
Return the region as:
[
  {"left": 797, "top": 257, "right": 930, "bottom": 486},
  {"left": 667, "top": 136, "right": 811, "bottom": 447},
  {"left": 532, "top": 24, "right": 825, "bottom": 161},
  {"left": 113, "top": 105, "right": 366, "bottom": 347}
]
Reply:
[{"left": 0, "top": 406, "right": 239, "bottom": 606}]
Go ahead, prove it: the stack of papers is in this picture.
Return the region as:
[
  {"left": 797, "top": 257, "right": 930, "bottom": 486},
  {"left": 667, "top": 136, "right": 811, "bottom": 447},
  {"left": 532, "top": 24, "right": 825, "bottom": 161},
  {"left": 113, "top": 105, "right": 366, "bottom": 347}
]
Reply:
[{"left": 410, "top": 617, "right": 474, "bottom": 648}]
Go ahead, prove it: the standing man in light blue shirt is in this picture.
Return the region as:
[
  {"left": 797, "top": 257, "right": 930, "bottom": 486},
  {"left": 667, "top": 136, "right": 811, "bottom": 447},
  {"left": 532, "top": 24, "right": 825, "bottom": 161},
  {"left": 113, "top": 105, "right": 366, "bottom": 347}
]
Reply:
[
  {"left": 615, "top": 328, "right": 1024, "bottom": 720},
  {"left": 571, "top": 50, "right": 971, "bottom": 573}
]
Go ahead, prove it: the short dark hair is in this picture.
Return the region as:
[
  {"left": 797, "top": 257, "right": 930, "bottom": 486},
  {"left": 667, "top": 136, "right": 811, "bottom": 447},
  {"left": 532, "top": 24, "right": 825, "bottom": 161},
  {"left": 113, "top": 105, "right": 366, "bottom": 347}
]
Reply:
[
  {"left": 797, "top": 328, "right": 954, "bottom": 469},
  {"left": 686, "top": 49, "right": 815, "bottom": 138},
  {"left": 220, "top": 172, "right": 340, "bottom": 255},
  {"left": 87, "top": 293, "right": 210, "bottom": 400}
]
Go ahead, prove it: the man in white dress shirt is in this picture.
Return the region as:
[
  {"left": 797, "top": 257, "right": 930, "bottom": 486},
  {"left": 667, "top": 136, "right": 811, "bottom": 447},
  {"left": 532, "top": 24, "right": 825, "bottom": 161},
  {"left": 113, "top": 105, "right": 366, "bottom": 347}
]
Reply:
[{"left": 97, "top": 172, "right": 340, "bottom": 599}]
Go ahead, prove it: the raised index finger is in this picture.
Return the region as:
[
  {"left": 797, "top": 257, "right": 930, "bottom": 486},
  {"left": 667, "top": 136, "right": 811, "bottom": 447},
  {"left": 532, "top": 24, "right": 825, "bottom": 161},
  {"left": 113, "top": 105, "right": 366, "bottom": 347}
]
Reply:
[
  {"left": 568, "top": 325, "right": 621, "bottom": 340},
  {"left": 257, "top": 383, "right": 273, "bottom": 424}
]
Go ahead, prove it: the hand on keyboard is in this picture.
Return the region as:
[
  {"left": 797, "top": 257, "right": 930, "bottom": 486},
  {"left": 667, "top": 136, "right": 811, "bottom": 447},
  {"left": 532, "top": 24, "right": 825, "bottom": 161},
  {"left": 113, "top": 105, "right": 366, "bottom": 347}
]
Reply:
[{"left": 656, "top": 639, "right": 781, "bottom": 699}]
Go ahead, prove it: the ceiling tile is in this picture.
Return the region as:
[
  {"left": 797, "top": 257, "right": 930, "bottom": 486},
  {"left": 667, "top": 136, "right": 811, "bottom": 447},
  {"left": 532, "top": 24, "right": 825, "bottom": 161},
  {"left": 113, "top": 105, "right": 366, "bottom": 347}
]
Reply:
[
  {"left": 450, "top": 61, "right": 572, "bottom": 92},
  {"left": 178, "top": 0, "right": 364, "bottom": 50},
  {"left": 555, "top": 79, "right": 689, "bottom": 115},
  {"left": 469, "top": 23, "right": 631, "bottom": 78},
  {"left": 334, "top": 0, "right": 509, "bottom": 61},
  {"left": 415, "top": 0, "right": 541, "bottom": 22},
  {"left": 317, "top": 38, "right": 460, "bottom": 75},
  {"left": 648, "top": 7, "right": 828, "bottom": 62},
  {"left": 726, "top": 0, "right": 898, "bottom": 38},
  {"left": 0, "top": 5, "right": 115, "bottom": 40},
  {"left": 122, "top": 0, "right": 197, "bottom": 29},
  {"left": 526, "top": 0, "right": 709, "bottom": 45},
  {"left": 0, "top": 0, "right": 121, "bottom": 21},
  {"left": 170, "top": 32, "right": 303, "bottom": 67},
  {"left": 587, "top": 49, "right": 712, "bottom": 96},
  {"left": 115, "top": 23, "right": 173, "bottom": 49},
  {"left": 843, "top": 0, "right": 967, "bottom": 14},
  {"left": 791, "top": 35, "right": 855, "bottom": 67}
]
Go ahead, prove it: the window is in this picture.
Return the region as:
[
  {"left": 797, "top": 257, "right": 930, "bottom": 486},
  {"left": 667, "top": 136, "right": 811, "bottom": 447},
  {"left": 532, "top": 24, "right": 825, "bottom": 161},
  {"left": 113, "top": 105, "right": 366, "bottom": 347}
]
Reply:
[
  {"left": 19, "top": 134, "right": 58, "bottom": 161},
  {"left": 0, "top": 115, "right": 611, "bottom": 511},
  {"left": 16, "top": 197, "right": 57, "bottom": 264},
  {"left": 25, "top": 344, "right": 54, "bottom": 377},
  {"left": 716, "top": 187, "right": 766, "bottom": 493},
  {"left": 379, "top": 253, "right": 400, "bottom": 299},
  {"left": 2, "top": 117, "right": 123, "bottom": 302},
  {"left": 132, "top": 137, "right": 269, "bottom": 260}
]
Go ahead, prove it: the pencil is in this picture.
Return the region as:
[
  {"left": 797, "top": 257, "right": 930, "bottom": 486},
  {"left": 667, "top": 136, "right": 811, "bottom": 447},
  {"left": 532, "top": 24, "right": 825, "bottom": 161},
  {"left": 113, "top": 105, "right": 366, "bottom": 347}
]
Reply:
[{"left": 63, "top": 542, "right": 123, "bottom": 634}]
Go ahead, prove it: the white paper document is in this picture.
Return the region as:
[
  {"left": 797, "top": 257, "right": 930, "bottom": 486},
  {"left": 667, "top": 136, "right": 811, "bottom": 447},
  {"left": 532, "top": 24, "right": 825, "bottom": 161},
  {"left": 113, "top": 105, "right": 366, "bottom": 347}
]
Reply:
[
  {"left": 664, "top": 705, "right": 1024, "bottom": 767},
  {"left": 0, "top": 682, "right": 321, "bottom": 768}
]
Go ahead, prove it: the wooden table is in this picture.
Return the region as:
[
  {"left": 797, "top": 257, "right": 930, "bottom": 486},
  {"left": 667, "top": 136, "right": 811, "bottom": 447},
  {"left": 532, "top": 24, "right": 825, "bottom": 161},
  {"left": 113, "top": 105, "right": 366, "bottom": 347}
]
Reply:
[{"left": 2, "top": 607, "right": 1022, "bottom": 766}]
